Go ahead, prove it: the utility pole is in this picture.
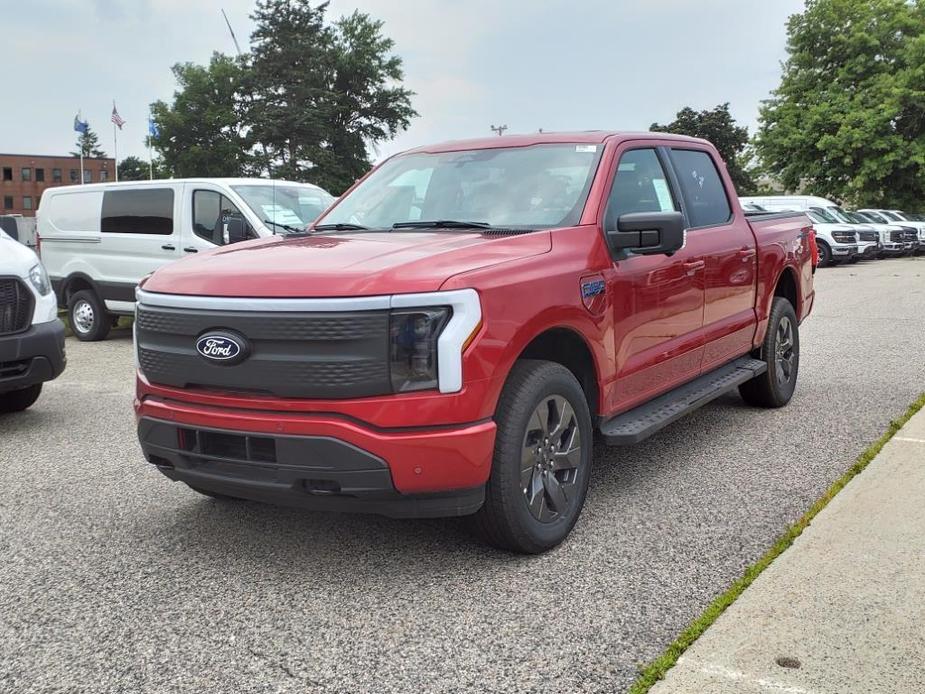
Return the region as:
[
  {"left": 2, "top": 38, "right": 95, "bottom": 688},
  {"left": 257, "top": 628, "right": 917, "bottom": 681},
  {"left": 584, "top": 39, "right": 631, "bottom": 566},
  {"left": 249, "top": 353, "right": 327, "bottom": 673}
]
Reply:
[{"left": 490, "top": 124, "right": 508, "bottom": 136}]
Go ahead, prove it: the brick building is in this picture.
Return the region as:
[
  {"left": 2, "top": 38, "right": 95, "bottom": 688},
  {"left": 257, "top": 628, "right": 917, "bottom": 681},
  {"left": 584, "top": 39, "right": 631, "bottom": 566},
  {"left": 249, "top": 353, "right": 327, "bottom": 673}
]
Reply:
[{"left": 1, "top": 153, "right": 115, "bottom": 216}]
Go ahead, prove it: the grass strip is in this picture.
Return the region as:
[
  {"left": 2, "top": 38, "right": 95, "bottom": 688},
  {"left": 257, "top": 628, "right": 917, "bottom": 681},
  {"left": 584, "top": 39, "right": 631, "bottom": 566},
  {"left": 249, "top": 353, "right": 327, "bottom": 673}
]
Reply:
[{"left": 628, "top": 391, "right": 925, "bottom": 693}]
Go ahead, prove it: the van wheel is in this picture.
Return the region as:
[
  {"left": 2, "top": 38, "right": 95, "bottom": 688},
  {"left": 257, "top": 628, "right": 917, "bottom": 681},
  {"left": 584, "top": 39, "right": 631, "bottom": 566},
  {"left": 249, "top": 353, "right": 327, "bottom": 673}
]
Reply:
[
  {"left": 472, "top": 360, "right": 592, "bottom": 554},
  {"left": 816, "top": 241, "right": 832, "bottom": 268},
  {"left": 739, "top": 297, "right": 800, "bottom": 408},
  {"left": 0, "top": 384, "right": 43, "bottom": 413},
  {"left": 68, "top": 289, "right": 111, "bottom": 341}
]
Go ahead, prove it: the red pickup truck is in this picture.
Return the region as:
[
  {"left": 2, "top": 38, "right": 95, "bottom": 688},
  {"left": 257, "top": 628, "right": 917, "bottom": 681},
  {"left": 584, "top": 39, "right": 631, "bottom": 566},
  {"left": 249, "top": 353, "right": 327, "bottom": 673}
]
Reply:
[{"left": 134, "top": 132, "right": 814, "bottom": 553}]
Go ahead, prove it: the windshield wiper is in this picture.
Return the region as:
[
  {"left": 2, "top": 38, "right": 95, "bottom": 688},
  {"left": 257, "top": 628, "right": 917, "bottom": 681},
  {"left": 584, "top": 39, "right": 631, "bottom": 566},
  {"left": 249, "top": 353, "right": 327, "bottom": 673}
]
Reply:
[
  {"left": 312, "top": 222, "right": 370, "bottom": 231},
  {"left": 263, "top": 219, "right": 305, "bottom": 234},
  {"left": 392, "top": 220, "right": 492, "bottom": 230}
]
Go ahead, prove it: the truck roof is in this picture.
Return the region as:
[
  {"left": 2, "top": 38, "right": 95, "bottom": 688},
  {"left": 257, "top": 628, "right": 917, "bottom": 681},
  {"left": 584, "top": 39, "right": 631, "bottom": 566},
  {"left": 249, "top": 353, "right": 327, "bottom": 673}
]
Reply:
[{"left": 404, "top": 131, "right": 711, "bottom": 154}]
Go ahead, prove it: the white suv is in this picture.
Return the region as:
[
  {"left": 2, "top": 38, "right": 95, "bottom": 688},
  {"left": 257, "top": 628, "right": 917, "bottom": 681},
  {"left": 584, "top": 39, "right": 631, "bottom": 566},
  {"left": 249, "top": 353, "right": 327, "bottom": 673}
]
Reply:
[{"left": 0, "top": 230, "right": 66, "bottom": 412}]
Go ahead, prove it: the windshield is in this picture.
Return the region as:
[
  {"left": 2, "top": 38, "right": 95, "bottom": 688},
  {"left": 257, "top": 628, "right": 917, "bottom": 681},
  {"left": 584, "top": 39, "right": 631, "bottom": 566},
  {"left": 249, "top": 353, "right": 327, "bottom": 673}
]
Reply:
[
  {"left": 808, "top": 206, "right": 839, "bottom": 223},
  {"left": 827, "top": 206, "right": 855, "bottom": 224},
  {"left": 318, "top": 143, "right": 604, "bottom": 230},
  {"left": 880, "top": 210, "right": 903, "bottom": 222},
  {"left": 232, "top": 184, "right": 335, "bottom": 231}
]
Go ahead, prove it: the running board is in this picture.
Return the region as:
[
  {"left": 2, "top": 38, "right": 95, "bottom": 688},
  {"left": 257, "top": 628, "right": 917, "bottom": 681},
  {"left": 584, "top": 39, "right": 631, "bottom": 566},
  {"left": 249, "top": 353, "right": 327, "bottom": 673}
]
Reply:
[{"left": 599, "top": 357, "right": 767, "bottom": 445}]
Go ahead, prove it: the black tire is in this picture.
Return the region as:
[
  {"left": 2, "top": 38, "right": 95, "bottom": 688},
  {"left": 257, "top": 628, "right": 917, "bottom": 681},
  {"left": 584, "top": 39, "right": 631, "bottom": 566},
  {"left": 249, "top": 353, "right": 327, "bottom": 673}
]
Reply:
[
  {"left": 848, "top": 255, "right": 859, "bottom": 264},
  {"left": 186, "top": 484, "right": 244, "bottom": 501},
  {"left": 739, "top": 297, "right": 800, "bottom": 408},
  {"left": 0, "top": 384, "right": 42, "bottom": 413},
  {"left": 816, "top": 241, "right": 832, "bottom": 268},
  {"left": 68, "top": 289, "right": 112, "bottom": 342},
  {"left": 471, "top": 360, "right": 593, "bottom": 554}
]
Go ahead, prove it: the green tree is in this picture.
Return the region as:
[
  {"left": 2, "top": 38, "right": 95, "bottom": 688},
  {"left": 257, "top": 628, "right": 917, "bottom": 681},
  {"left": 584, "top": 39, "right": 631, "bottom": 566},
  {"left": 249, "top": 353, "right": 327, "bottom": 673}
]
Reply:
[
  {"left": 755, "top": 0, "right": 925, "bottom": 208},
  {"left": 651, "top": 103, "right": 756, "bottom": 193},
  {"left": 71, "top": 126, "right": 106, "bottom": 158},
  {"left": 149, "top": 53, "right": 253, "bottom": 177},
  {"left": 118, "top": 155, "right": 171, "bottom": 181},
  {"left": 246, "top": 0, "right": 416, "bottom": 193}
]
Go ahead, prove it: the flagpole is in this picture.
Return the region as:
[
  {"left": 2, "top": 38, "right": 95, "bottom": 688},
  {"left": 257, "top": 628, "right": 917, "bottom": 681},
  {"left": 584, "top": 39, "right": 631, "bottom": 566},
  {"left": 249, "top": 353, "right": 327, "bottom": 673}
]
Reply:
[
  {"left": 113, "top": 121, "right": 119, "bottom": 183},
  {"left": 148, "top": 140, "right": 153, "bottom": 180},
  {"left": 80, "top": 149, "right": 84, "bottom": 186}
]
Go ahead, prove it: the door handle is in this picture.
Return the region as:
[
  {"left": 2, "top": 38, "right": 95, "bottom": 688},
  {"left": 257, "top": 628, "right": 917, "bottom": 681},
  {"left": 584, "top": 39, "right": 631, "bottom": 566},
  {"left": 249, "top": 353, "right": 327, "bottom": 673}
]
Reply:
[
  {"left": 738, "top": 248, "right": 757, "bottom": 261},
  {"left": 161, "top": 244, "right": 176, "bottom": 251},
  {"left": 183, "top": 247, "right": 198, "bottom": 253},
  {"left": 682, "top": 260, "right": 705, "bottom": 275}
]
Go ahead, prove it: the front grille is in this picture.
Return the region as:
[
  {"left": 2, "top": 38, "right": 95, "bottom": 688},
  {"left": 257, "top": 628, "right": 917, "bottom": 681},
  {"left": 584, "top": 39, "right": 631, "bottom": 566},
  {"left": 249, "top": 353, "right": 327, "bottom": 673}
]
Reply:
[
  {"left": 0, "top": 278, "right": 33, "bottom": 335},
  {"left": 859, "top": 230, "right": 878, "bottom": 242},
  {"left": 135, "top": 305, "right": 391, "bottom": 399},
  {"left": 899, "top": 227, "right": 918, "bottom": 241},
  {"left": 890, "top": 230, "right": 903, "bottom": 242},
  {"left": 831, "top": 231, "right": 857, "bottom": 244}
]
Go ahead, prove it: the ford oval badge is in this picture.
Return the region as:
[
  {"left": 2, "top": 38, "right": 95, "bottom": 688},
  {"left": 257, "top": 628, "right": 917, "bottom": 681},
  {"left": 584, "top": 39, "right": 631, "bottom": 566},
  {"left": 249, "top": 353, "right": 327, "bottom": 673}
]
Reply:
[{"left": 196, "top": 332, "right": 249, "bottom": 365}]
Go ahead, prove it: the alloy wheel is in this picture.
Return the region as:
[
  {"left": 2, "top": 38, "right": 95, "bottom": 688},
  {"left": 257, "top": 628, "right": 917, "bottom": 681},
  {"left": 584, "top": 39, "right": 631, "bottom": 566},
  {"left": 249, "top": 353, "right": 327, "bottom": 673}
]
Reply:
[
  {"left": 774, "top": 315, "right": 796, "bottom": 385},
  {"left": 520, "top": 395, "right": 582, "bottom": 523}
]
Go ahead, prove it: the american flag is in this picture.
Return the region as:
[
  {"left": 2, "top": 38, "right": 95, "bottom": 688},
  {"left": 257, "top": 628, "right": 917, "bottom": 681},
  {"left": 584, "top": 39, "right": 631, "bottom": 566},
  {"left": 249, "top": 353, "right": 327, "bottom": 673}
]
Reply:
[{"left": 111, "top": 102, "right": 125, "bottom": 130}]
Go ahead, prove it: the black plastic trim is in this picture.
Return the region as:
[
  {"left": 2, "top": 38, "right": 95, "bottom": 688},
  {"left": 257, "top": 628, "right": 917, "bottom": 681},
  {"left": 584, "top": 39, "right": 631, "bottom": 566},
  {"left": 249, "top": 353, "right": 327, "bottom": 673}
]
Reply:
[{"left": 0, "top": 319, "right": 66, "bottom": 393}]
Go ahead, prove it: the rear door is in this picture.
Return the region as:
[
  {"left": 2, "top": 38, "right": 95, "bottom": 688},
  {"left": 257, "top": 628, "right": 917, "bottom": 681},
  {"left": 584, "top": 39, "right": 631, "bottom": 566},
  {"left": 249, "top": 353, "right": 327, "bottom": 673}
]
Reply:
[
  {"left": 666, "top": 147, "right": 757, "bottom": 371},
  {"left": 602, "top": 143, "right": 707, "bottom": 412},
  {"left": 98, "top": 186, "right": 180, "bottom": 303}
]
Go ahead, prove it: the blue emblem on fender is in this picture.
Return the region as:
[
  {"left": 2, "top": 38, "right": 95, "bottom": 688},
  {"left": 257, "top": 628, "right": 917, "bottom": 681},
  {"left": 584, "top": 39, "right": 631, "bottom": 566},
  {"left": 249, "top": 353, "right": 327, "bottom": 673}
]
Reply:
[
  {"left": 581, "top": 280, "right": 605, "bottom": 298},
  {"left": 196, "top": 332, "right": 248, "bottom": 365}
]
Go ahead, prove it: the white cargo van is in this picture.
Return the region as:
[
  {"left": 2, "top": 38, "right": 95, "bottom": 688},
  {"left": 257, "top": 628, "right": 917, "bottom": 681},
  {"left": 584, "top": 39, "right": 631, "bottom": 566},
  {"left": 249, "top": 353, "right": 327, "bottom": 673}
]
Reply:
[{"left": 38, "top": 178, "right": 334, "bottom": 340}]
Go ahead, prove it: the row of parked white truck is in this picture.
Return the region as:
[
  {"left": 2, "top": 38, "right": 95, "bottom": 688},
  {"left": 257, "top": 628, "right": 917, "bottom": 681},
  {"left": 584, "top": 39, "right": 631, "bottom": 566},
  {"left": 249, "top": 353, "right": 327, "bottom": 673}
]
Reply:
[{"left": 740, "top": 195, "right": 925, "bottom": 267}]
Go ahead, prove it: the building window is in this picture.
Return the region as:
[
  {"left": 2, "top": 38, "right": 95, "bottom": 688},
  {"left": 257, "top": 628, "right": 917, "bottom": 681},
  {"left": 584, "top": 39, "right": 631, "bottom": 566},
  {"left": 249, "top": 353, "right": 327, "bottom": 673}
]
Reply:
[
  {"left": 2, "top": 167, "right": 12, "bottom": 181},
  {"left": 100, "top": 169, "right": 109, "bottom": 182},
  {"left": 3, "top": 196, "right": 12, "bottom": 210},
  {"left": 53, "top": 168, "right": 62, "bottom": 183},
  {"left": 83, "top": 169, "right": 92, "bottom": 183},
  {"left": 23, "top": 196, "right": 33, "bottom": 210},
  {"left": 70, "top": 169, "right": 79, "bottom": 183},
  {"left": 21, "top": 167, "right": 32, "bottom": 182},
  {"left": 36, "top": 168, "right": 45, "bottom": 182}
]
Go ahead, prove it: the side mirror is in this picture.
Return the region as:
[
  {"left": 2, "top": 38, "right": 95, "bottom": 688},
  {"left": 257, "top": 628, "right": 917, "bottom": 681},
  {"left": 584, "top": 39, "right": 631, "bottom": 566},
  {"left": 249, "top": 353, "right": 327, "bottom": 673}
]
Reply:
[
  {"left": 608, "top": 211, "right": 686, "bottom": 256},
  {"left": 224, "top": 214, "right": 248, "bottom": 245}
]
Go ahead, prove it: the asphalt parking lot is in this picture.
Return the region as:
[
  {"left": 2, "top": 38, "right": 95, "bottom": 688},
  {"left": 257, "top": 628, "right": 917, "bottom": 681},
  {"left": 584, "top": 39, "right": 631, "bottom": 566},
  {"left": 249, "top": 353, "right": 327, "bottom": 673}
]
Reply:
[{"left": 2, "top": 257, "right": 924, "bottom": 693}]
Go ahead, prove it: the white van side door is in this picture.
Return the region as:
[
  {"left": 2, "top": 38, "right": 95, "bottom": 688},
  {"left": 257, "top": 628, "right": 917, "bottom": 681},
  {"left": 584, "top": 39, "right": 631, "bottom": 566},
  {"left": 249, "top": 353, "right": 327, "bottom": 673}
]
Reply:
[
  {"left": 180, "top": 183, "right": 262, "bottom": 255},
  {"left": 97, "top": 185, "right": 181, "bottom": 305}
]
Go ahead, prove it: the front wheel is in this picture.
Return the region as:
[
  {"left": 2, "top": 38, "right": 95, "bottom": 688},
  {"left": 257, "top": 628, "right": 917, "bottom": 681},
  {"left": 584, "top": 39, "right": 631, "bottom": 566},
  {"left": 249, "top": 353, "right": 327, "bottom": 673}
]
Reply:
[
  {"left": 472, "top": 360, "right": 593, "bottom": 554},
  {"left": 68, "top": 289, "right": 112, "bottom": 342},
  {"left": 739, "top": 297, "right": 800, "bottom": 408},
  {"left": 816, "top": 242, "right": 832, "bottom": 268},
  {"left": 0, "top": 384, "right": 43, "bottom": 413}
]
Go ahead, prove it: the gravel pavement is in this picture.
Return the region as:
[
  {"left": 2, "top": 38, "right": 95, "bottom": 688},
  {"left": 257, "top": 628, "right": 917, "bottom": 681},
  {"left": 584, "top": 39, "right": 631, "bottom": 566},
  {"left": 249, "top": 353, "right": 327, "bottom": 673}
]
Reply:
[{"left": 1, "top": 256, "right": 923, "bottom": 693}]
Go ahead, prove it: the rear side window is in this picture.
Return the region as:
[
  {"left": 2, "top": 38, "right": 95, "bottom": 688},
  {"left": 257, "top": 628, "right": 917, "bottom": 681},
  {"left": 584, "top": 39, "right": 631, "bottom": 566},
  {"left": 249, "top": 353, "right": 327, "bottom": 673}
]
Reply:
[
  {"left": 101, "top": 189, "right": 174, "bottom": 235},
  {"left": 669, "top": 149, "right": 731, "bottom": 228}
]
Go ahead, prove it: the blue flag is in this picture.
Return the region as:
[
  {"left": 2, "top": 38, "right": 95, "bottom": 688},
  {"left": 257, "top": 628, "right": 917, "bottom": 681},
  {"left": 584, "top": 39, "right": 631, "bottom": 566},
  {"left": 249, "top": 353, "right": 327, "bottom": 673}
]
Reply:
[
  {"left": 148, "top": 117, "right": 159, "bottom": 138},
  {"left": 73, "top": 112, "right": 89, "bottom": 134}
]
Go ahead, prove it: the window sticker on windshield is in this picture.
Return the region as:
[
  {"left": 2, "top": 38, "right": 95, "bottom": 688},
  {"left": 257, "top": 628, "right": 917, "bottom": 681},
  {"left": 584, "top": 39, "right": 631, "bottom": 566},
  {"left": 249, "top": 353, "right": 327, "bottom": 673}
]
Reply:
[
  {"left": 575, "top": 145, "right": 598, "bottom": 153},
  {"left": 652, "top": 178, "right": 674, "bottom": 212},
  {"left": 261, "top": 204, "right": 303, "bottom": 226}
]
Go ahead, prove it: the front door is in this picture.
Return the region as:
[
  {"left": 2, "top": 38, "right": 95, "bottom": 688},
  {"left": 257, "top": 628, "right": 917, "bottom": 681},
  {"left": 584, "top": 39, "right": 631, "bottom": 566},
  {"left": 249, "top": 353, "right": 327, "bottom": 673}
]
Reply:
[{"left": 602, "top": 145, "right": 706, "bottom": 413}]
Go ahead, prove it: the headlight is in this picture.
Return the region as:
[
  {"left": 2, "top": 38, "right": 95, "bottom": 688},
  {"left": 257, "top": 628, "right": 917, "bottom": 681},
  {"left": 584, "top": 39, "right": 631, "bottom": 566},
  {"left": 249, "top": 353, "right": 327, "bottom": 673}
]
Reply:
[
  {"left": 389, "top": 307, "right": 451, "bottom": 392},
  {"left": 27, "top": 263, "right": 51, "bottom": 296}
]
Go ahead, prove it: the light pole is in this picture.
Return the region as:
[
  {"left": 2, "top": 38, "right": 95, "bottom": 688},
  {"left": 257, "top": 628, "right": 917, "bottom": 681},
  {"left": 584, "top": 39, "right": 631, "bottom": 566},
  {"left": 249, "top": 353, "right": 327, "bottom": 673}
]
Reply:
[{"left": 490, "top": 124, "right": 508, "bottom": 136}]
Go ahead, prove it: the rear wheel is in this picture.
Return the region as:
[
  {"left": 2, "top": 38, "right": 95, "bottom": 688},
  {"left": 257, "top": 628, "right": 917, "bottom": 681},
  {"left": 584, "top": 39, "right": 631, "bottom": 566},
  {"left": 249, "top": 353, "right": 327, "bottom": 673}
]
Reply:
[
  {"left": 472, "top": 360, "right": 592, "bottom": 554},
  {"left": 0, "top": 384, "right": 43, "bottom": 413},
  {"left": 68, "top": 289, "right": 111, "bottom": 342},
  {"left": 739, "top": 297, "right": 799, "bottom": 408}
]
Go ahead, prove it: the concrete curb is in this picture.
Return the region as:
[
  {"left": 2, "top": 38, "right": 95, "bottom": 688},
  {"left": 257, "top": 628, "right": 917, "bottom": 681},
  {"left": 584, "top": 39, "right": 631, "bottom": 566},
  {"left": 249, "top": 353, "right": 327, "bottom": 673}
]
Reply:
[{"left": 650, "top": 406, "right": 925, "bottom": 693}]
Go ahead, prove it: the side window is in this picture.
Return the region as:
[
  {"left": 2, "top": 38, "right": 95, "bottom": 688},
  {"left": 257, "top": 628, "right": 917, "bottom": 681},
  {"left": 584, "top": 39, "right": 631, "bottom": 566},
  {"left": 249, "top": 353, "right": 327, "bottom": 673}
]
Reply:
[
  {"left": 192, "top": 190, "right": 252, "bottom": 245},
  {"left": 101, "top": 188, "right": 174, "bottom": 235},
  {"left": 669, "top": 149, "right": 731, "bottom": 228},
  {"left": 604, "top": 149, "right": 677, "bottom": 231}
]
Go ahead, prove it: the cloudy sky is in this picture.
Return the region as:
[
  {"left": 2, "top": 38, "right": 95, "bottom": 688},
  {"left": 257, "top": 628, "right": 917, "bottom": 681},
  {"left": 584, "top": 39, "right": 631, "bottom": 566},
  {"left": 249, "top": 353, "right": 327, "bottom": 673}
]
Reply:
[{"left": 2, "top": 0, "right": 804, "bottom": 163}]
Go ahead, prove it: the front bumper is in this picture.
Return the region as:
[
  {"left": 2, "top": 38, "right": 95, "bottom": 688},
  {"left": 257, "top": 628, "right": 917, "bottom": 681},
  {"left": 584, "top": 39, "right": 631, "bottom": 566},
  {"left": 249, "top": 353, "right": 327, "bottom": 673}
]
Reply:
[
  {"left": 0, "top": 319, "right": 66, "bottom": 394},
  {"left": 135, "top": 396, "right": 496, "bottom": 518},
  {"left": 831, "top": 244, "right": 858, "bottom": 259}
]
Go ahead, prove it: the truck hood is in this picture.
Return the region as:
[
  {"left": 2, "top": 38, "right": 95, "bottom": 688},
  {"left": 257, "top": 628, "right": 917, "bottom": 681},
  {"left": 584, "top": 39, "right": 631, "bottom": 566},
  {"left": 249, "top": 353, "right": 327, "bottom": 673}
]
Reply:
[
  {"left": 142, "top": 230, "right": 552, "bottom": 297},
  {"left": 0, "top": 231, "right": 40, "bottom": 275}
]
